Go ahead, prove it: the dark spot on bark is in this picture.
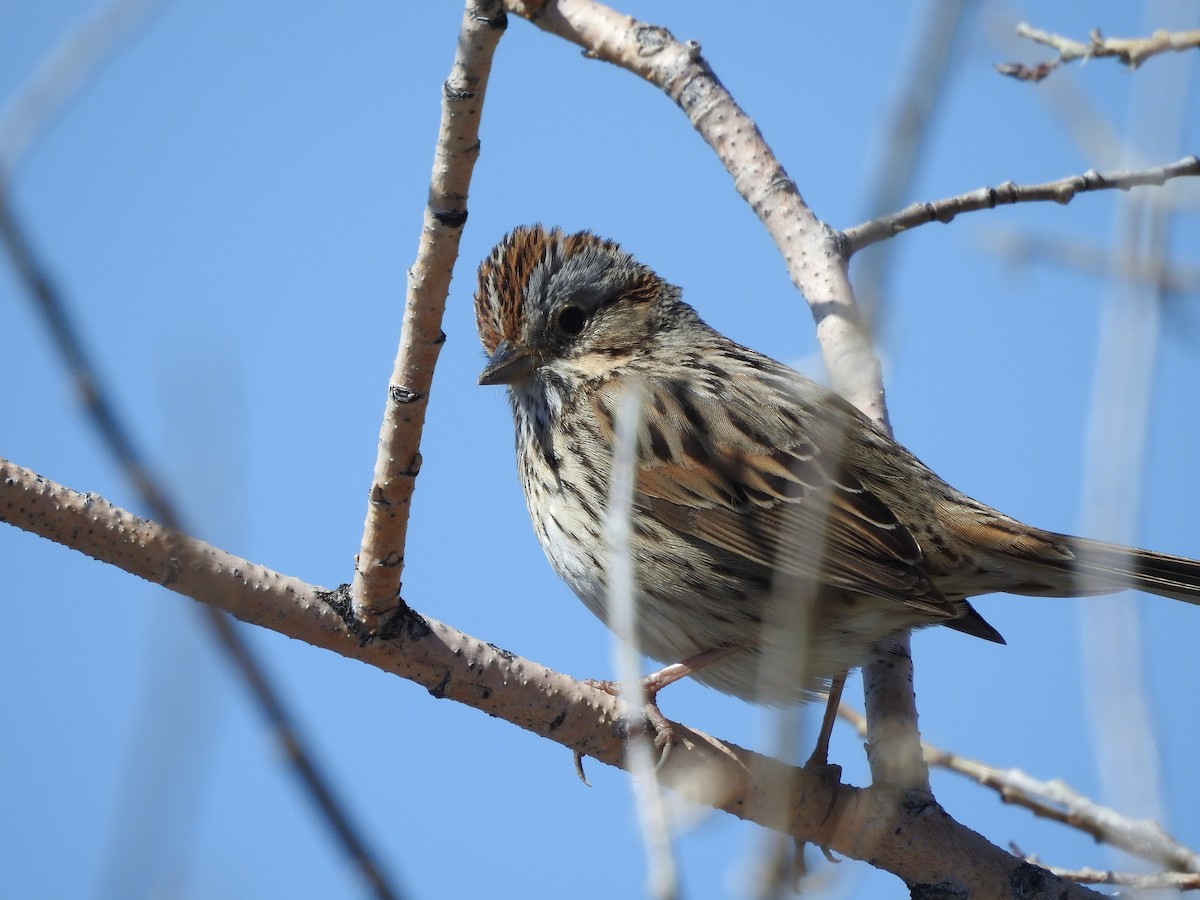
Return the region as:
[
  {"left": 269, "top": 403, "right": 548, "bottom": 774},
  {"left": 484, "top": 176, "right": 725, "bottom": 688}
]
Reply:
[
  {"left": 431, "top": 207, "right": 468, "bottom": 228},
  {"left": 428, "top": 671, "right": 451, "bottom": 699},
  {"left": 1008, "top": 861, "right": 1052, "bottom": 897},
  {"left": 487, "top": 642, "right": 516, "bottom": 660},
  {"left": 907, "top": 881, "right": 969, "bottom": 900},
  {"left": 390, "top": 386, "right": 422, "bottom": 404}
]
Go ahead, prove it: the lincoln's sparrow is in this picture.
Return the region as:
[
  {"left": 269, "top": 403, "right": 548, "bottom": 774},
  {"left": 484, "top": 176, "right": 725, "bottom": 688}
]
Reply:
[{"left": 474, "top": 225, "right": 1200, "bottom": 716}]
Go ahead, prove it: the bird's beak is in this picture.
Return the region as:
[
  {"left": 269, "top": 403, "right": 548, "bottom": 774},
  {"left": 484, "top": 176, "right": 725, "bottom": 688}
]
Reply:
[{"left": 479, "top": 340, "right": 537, "bottom": 386}]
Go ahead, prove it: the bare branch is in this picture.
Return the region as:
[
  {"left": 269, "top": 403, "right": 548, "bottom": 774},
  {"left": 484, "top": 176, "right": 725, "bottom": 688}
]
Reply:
[
  {"left": 998, "top": 24, "right": 1200, "bottom": 82},
  {"left": 505, "top": 0, "right": 885, "bottom": 422},
  {"left": 350, "top": 0, "right": 507, "bottom": 631},
  {"left": 839, "top": 706, "right": 1200, "bottom": 873},
  {"left": 0, "top": 456, "right": 1105, "bottom": 898},
  {"left": 842, "top": 156, "right": 1200, "bottom": 255}
]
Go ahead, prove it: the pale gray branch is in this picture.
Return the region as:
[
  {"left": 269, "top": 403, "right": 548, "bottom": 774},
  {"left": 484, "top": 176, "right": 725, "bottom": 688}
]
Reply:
[
  {"left": 1019, "top": 862, "right": 1200, "bottom": 891},
  {"left": 0, "top": 0, "right": 162, "bottom": 172},
  {"left": 0, "top": 455, "right": 1104, "bottom": 898},
  {"left": 505, "top": 0, "right": 928, "bottom": 806},
  {"left": 839, "top": 706, "right": 1200, "bottom": 874},
  {"left": 842, "top": 156, "right": 1200, "bottom": 254},
  {"left": 350, "top": 0, "right": 507, "bottom": 631}
]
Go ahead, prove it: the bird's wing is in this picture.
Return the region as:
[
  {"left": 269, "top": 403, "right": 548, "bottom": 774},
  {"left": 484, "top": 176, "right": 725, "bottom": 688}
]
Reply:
[{"left": 591, "top": 368, "right": 962, "bottom": 624}]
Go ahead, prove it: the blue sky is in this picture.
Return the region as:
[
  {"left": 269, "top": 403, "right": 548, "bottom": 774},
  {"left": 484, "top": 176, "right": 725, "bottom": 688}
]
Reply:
[{"left": 2, "top": 2, "right": 1199, "bottom": 897}]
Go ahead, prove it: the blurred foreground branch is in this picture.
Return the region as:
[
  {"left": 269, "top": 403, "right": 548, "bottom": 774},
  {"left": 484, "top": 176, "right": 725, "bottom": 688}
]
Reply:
[{"left": 0, "top": 142, "right": 402, "bottom": 900}]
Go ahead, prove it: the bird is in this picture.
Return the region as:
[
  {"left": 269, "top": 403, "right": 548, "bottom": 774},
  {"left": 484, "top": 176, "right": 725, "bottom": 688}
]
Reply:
[{"left": 473, "top": 224, "right": 1200, "bottom": 762}]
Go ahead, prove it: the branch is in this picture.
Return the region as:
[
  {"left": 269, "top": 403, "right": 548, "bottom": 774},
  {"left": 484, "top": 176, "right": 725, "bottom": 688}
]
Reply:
[
  {"left": 505, "top": 0, "right": 884, "bottom": 420},
  {"left": 350, "top": 0, "right": 507, "bottom": 631},
  {"left": 1016, "top": 861, "right": 1200, "bottom": 891},
  {"left": 998, "top": 24, "right": 1200, "bottom": 82},
  {"left": 839, "top": 706, "right": 1200, "bottom": 874},
  {"left": 842, "top": 156, "right": 1200, "bottom": 255},
  {"left": 0, "top": 456, "right": 1105, "bottom": 898},
  {"left": 506, "top": 0, "right": 928, "bottom": 800}
]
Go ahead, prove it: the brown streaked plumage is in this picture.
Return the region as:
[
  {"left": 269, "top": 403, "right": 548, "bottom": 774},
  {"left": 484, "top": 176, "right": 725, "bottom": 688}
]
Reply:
[{"left": 475, "top": 224, "right": 1200, "bottom": 707}]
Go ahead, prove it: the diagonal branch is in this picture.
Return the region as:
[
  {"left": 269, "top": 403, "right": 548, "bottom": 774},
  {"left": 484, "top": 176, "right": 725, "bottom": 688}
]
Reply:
[
  {"left": 350, "top": 0, "right": 507, "bottom": 632},
  {"left": 839, "top": 706, "right": 1200, "bottom": 873},
  {"left": 0, "top": 456, "right": 1105, "bottom": 898},
  {"left": 842, "top": 156, "right": 1200, "bottom": 255},
  {"left": 506, "top": 0, "right": 884, "bottom": 422},
  {"left": 0, "top": 0, "right": 163, "bottom": 171},
  {"left": 1015, "top": 863, "right": 1200, "bottom": 891}
]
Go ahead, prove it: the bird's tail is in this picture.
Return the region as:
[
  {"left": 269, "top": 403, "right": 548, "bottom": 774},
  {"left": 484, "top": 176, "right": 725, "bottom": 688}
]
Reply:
[
  {"left": 1053, "top": 535, "right": 1200, "bottom": 605},
  {"left": 942, "top": 513, "right": 1200, "bottom": 605}
]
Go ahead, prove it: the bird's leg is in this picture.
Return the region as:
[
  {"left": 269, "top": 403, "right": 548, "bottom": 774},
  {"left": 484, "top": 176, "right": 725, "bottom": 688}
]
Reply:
[
  {"left": 805, "top": 672, "right": 846, "bottom": 772},
  {"left": 642, "top": 643, "right": 744, "bottom": 694},
  {"left": 578, "top": 645, "right": 743, "bottom": 776},
  {"left": 798, "top": 671, "right": 847, "bottom": 842}
]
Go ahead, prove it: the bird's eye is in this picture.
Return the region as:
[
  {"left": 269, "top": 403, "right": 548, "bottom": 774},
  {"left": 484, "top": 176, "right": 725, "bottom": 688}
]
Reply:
[{"left": 556, "top": 306, "right": 587, "bottom": 336}]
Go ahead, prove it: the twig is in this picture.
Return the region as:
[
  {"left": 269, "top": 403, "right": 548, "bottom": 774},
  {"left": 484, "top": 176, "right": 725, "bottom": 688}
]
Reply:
[
  {"left": 842, "top": 156, "right": 1200, "bottom": 254},
  {"left": 0, "top": 154, "right": 402, "bottom": 900},
  {"left": 838, "top": 706, "right": 1200, "bottom": 873},
  {"left": 1015, "top": 859, "right": 1200, "bottom": 891},
  {"left": 0, "top": 457, "right": 1105, "bottom": 899},
  {"left": 998, "top": 24, "right": 1200, "bottom": 82},
  {"left": 349, "top": 0, "right": 507, "bottom": 632}
]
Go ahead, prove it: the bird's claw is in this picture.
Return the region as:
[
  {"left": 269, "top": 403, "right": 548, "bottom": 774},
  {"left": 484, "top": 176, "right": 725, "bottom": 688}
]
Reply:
[
  {"left": 573, "top": 750, "right": 592, "bottom": 786},
  {"left": 584, "top": 677, "right": 678, "bottom": 770}
]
